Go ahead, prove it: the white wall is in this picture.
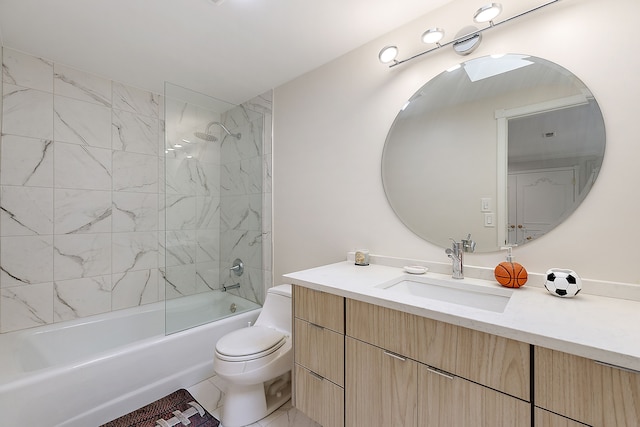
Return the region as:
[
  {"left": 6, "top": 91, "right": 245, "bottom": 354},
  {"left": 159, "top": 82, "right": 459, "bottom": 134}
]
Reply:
[{"left": 273, "top": 0, "right": 640, "bottom": 285}]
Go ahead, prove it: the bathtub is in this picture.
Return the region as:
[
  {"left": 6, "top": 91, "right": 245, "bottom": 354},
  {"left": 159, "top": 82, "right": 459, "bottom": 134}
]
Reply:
[{"left": 0, "top": 291, "right": 261, "bottom": 427}]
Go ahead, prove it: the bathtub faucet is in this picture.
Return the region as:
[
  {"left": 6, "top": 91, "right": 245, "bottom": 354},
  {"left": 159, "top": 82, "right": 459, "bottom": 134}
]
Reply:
[
  {"left": 230, "top": 258, "right": 244, "bottom": 276},
  {"left": 223, "top": 283, "right": 241, "bottom": 292}
]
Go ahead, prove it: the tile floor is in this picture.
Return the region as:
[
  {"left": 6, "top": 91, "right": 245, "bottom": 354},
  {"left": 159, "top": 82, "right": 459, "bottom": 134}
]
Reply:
[{"left": 187, "top": 376, "right": 320, "bottom": 427}]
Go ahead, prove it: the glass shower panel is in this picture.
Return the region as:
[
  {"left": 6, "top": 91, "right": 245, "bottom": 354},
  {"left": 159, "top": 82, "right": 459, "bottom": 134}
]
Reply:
[{"left": 163, "top": 82, "right": 262, "bottom": 334}]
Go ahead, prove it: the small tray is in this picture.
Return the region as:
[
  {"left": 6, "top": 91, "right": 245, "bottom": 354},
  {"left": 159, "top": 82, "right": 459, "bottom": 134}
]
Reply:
[{"left": 404, "top": 265, "right": 428, "bottom": 275}]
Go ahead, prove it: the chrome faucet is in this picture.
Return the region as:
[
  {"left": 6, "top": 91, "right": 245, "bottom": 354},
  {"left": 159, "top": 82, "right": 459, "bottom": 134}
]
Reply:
[
  {"left": 446, "top": 240, "right": 464, "bottom": 279},
  {"left": 461, "top": 233, "right": 476, "bottom": 253}
]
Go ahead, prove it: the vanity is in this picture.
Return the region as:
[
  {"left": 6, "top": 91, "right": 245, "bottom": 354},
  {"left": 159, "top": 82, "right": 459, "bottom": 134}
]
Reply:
[
  {"left": 286, "top": 41, "right": 628, "bottom": 427},
  {"left": 285, "top": 258, "right": 640, "bottom": 427}
]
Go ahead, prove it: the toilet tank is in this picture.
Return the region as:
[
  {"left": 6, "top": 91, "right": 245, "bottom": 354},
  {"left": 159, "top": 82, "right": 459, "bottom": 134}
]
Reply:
[{"left": 254, "top": 284, "right": 292, "bottom": 333}]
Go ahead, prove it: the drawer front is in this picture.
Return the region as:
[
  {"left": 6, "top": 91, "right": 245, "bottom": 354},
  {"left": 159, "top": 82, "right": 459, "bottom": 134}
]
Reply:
[
  {"left": 536, "top": 346, "right": 640, "bottom": 427},
  {"left": 345, "top": 337, "right": 418, "bottom": 427},
  {"left": 346, "top": 299, "right": 418, "bottom": 358},
  {"left": 593, "top": 359, "right": 640, "bottom": 426},
  {"left": 295, "top": 318, "right": 344, "bottom": 386},
  {"left": 294, "top": 364, "right": 344, "bottom": 427},
  {"left": 294, "top": 285, "right": 344, "bottom": 333},
  {"left": 535, "top": 347, "right": 594, "bottom": 425},
  {"left": 414, "top": 315, "right": 458, "bottom": 373},
  {"left": 419, "top": 364, "right": 531, "bottom": 427},
  {"left": 456, "top": 327, "right": 530, "bottom": 401}
]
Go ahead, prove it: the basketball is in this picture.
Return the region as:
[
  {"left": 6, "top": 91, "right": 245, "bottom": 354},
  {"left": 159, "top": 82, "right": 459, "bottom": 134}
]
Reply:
[{"left": 494, "top": 262, "right": 528, "bottom": 288}]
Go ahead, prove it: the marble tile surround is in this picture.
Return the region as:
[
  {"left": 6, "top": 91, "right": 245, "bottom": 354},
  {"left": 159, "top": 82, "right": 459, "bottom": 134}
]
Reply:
[
  {"left": 162, "top": 87, "right": 271, "bottom": 314},
  {"left": 0, "top": 47, "right": 273, "bottom": 333}
]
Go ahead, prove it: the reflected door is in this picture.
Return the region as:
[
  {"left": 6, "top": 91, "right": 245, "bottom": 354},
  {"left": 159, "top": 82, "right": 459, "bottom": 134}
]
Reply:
[{"left": 508, "top": 169, "right": 576, "bottom": 245}]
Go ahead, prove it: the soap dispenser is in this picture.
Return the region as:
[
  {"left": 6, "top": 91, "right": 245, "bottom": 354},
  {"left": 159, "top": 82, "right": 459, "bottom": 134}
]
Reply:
[{"left": 494, "top": 246, "right": 528, "bottom": 288}]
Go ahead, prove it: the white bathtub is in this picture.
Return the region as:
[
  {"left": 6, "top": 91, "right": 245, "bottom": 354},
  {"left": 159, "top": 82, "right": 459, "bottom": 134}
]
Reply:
[{"left": 0, "top": 291, "right": 261, "bottom": 427}]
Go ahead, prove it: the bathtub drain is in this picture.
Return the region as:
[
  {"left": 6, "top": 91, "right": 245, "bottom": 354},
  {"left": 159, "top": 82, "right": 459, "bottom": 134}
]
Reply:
[{"left": 230, "top": 303, "right": 237, "bottom": 313}]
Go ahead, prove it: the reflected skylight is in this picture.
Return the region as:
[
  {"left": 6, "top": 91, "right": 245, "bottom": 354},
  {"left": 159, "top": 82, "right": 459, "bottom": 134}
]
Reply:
[{"left": 463, "top": 54, "right": 533, "bottom": 82}]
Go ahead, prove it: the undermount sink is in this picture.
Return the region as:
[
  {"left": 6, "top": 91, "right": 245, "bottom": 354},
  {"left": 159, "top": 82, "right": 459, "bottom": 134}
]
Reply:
[{"left": 375, "top": 275, "right": 513, "bottom": 313}]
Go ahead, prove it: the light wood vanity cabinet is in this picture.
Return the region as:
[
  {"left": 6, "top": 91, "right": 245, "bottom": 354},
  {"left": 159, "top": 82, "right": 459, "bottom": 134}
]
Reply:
[
  {"left": 292, "top": 286, "right": 638, "bottom": 427},
  {"left": 346, "top": 337, "right": 418, "bottom": 426},
  {"left": 419, "top": 364, "right": 530, "bottom": 426},
  {"left": 456, "top": 326, "right": 530, "bottom": 401},
  {"left": 346, "top": 300, "right": 530, "bottom": 398},
  {"left": 535, "top": 346, "right": 640, "bottom": 427},
  {"left": 294, "top": 286, "right": 344, "bottom": 333},
  {"left": 345, "top": 299, "right": 530, "bottom": 427},
  {"left": 346, "top": 299, "right": 457, "bottom": 373},
  {"left": 293, "top": 286, "right": 344, "bottom": 427}
]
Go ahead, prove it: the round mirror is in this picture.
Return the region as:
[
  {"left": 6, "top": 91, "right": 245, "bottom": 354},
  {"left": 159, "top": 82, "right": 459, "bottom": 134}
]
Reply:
[{"left": 382, "top": 54, "right": 605, "bottom": 252}]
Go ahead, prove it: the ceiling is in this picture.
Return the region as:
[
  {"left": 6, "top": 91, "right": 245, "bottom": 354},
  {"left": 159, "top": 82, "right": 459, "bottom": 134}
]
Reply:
[{"left": 0, "top": 0, "right": 455, "bottom": 105}]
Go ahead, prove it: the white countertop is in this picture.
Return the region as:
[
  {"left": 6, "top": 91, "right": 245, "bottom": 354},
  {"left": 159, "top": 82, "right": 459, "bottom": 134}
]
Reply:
[{"left": 284, "top": 260, "right": 640, "bottom": 372}]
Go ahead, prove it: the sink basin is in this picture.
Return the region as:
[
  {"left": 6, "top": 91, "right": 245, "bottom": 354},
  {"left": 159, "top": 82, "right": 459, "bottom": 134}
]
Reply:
[{"left": 376, "top": 275, "right": 512, "bottom": 313}]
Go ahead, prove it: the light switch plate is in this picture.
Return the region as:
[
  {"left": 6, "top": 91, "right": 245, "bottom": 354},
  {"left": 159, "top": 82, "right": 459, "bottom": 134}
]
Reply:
[
  {"left": 481, "top": 197, "right": 491, "bottom": 212},
  {"left": 484, "top": 213, "right": 495, "bottom": 227}
]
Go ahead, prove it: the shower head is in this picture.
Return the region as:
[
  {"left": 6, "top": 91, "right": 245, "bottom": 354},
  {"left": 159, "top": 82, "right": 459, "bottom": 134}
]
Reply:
[
  {"left": 194, "top": 121, "right": 241, "bottom": 142},
  {"left": 193, "top": 131, "right": 218, "bottom": 142}
]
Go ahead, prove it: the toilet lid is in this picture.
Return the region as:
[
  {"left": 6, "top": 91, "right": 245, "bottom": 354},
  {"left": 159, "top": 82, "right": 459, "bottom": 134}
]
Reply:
[{"left": 216, "top": 326, "right": 286, "bottom": 361}]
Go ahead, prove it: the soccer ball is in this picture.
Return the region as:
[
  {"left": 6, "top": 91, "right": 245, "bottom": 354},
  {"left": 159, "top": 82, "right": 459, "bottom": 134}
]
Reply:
[{"left": 544, "top": 268, "right": 581, "bottom": 298}]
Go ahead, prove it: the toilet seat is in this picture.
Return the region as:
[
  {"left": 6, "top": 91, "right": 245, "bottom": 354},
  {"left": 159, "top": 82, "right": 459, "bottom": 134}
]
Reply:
[{"left": 215, "top": 326, "right": 287, "bottom": 362}]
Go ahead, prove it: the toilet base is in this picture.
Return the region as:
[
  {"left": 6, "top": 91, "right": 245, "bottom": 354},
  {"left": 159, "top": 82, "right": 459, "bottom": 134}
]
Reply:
[{"left": 221, "top": 372, "right": 291, "bottom": 427}]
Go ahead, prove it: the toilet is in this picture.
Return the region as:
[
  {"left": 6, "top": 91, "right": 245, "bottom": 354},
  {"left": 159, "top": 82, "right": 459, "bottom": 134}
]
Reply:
[{"left": 213, "top": 284, "right": 292, "bottom": 427}]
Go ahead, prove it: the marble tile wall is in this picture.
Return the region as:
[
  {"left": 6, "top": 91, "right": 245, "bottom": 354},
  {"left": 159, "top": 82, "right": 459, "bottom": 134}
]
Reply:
[
  {"left": 162, "top": 91, "right": 227, "bottom": 306},
  {"left": 162, "top": 87, "right": 271, "bottom": 312},
  {"left": 217, "top": 94, "right": 272, "bottom": 305},
  {"left": 0, "top": 47, "right": 273, "bottom": 333}
]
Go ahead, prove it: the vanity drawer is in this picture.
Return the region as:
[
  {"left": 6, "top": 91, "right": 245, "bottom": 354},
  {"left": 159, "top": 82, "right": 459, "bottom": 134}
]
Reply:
[
  {"left": 294, "top": 318, "right": 344, "bottom": 386},
  {"left": 346, "top": 299, "right": 418, "bottom": 359},
  {"left": 456, "top": 327, "right": 530, "bottom": 401},
  {"left": 414, "top": 313, "right": 458, "bottom": 373},
  {"left": 347, "top": 299, "right": 529, "bottom": 399},
  {"left": 346, "top": 299, "right": 457, "bottom": 373},
  {"left": 419, "top": 363, "right": 531, "bottom": 427},
  {"left": 535, "top": 346, "right": 640, "bottom": 426},
  {"left": 294, "top": 285, "right": 344, "bottom": 333},
  {"left": 294, "top": 364, "right": 344, "bottom": 427}
]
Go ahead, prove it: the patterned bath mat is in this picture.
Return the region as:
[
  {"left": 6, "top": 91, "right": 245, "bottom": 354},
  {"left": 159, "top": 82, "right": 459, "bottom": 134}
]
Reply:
[{"left": 100, "top": 388, "right": 219, "bottom": 427}]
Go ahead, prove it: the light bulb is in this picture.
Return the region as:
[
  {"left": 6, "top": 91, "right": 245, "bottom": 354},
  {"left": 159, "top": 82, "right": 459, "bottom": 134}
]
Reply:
[
  {"left": 378, "top": 46, "right": 399, "bottom": 64},
  {"left": 421, "top": 28, "right": 445, "bottom": 44},
  {"left": 474, "top": 3, "right": 502, "bottom": 23}
]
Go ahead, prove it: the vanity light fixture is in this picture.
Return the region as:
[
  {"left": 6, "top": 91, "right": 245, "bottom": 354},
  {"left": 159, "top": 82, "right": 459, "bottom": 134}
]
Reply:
[
  {"left": 421, "top": 28, "right": 445, "bottom": 45},
  {"left": 474, "top": 3, "right": 503, "bottom": 24},
  {"left": 378, "top": 0, "right": 560, "bottom": 67},
  {"left": 379, "top": 45, "right": 399, "bottom": 64}
]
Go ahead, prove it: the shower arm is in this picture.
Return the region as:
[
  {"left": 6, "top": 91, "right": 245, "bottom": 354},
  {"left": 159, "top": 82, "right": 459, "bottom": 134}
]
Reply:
[{"left": 205, "top": 121, "right": 237, "bottom": 138}]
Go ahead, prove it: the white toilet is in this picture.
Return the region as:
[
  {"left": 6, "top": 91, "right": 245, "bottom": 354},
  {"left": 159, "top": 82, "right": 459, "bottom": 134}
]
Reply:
[{"left": 213, "top": 284, "right": 293, "bottom": 427}]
